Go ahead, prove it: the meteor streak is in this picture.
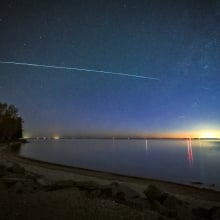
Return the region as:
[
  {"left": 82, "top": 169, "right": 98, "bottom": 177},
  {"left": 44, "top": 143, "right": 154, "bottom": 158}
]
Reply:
[{"left": 0, "top": 61, "right": 160, "bottom": 81}]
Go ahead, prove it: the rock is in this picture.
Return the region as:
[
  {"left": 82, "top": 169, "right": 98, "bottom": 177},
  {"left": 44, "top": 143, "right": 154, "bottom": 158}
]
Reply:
[
  {"left": 0, "top": 164, "right": 7, "bottom": 170},
  {"left": 176, "top": 203, "right": 192, "bottom": 220},
  {"left": 111, "top": 182, "right": 140, "bottom": 200},
  {"left": 144, "top": 189, "right": 192, "bottom": 220},
  {"left": 27, "top": 178, "right": 40, "bottom": 189},
  {"left": 13, "top": 181, "right": 24, "bottom": 193},
  {"left": 14, "top": 178, "right": 40, "bottom": 193},
  {"left": 48, "top": 180, "right": 76, "bottom": 191},
  {"left": 98, "top": 185, "right": 112, "bottom": 198},
  {"left": 144, "top": 184, "right": 165, "bottom": 202},
  {"left": 0, "top": 171, "right": 5, "bottom": 177},
  {"left": 152, "top": 198, "right": 192, "bottom": 220},
  {"left": 161, "top": 194, "right": 192, "bottom": 220},
  {"left": 126, "top": 197, "right": 150, "bottom": 210},
  {"left": 36, "top": 178, "right": 51, "bottom": 187},
  {"left": 25, "top": 173, "right": 38, "bottom": 182},
  {"left": 86, "top": 182, "right": 145, "bottom": 209},
  {"left": 7, "top": 164, "right": 25, "bottom": 174},
  {"left": 75, "top": 181, "right": 100, "bottom": 191},
  {"left": 87, "top": 189, "right": 102, "bottom": 198},
  {"left": 115, "top": 191, "right": 126, "bottom": 202},
  {"left": 162, "top": 194, "right": 183, "bottom": 210},
  {"left": 0, "top": 165, "right": 7, "bottom": 177},
  {"left": 210, "top": 206, "right": 220, "bottom": 220},
  {"left": 192, "top": 207, "right": 210, "bottom": 219},
  {"left": 2, "top": 161, "right": 13, "bottom": 168},
  {"left": 152, "top": 200, "right": 176, "bottom": 218}
]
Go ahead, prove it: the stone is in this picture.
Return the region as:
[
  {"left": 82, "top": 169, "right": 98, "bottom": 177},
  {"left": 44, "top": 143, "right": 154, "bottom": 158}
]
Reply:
[
  {"left": 0, "top": 166, "right": 7, "bottom": 177},
  {"left": 47, "top": 180, "right": 76, "bottom": 191},
  {"left": 13, "top": 181, "right": 24, "bottom": 193},
  {"left": 36, "top": 178, "right": 51, "bottom": 187},
  {"left": 2, "top": 161, "right": 13, "bottom": 168},
  {"left": 98, "top": 185, "right": 112, "bottom": 198},
  {"left": 25, "top": 173, "right": 38, "bottom": 182},
  {"left": 0, "top": 164, "right": 7, "bottom": 170},
  {"left": 7, "top": 164, "right": 25, "bottom": 174},
  {"left": 87, "top": 182, "right": 145, "bottom": 209},
  {"left": 152, "top": 200, "right": 176, "bottom": 218},
  {"left": 87, "top": 189, "right": 102, "bottom": 198},
  {"left": 115, "top": 191, "right": 126, "bottom": 202},
  {"left": 126, "top": 197, "right": 150, "bottom": 210},
  {"left": 176, "top": 203, "right": 192, "bottom": 220},
  {"left": 111, "top": 182, "right": 140, "bottom": 200},
  {"left": 192, "top": 207, "right": 210, "bottom": 219},
  {"left": 75, "top": 181, "right": 100, "bottom": 191},
  {"left": 13, "top": 181, "right": 37, "bottom": 194},
  {"left": 210, "top": 206, "right": 220, "bottom": 220},
  {"left": 144, "top": 184, "right": 165, "bottom": 202},
  {"left": 162, "top": 194, "right": 183, "bottom": 210},
  {"left": 160, "top": 194, "right": 193, "bottom": 220},
  {"left": 0, "top": 171, "right": 5, "bottom": 177}
]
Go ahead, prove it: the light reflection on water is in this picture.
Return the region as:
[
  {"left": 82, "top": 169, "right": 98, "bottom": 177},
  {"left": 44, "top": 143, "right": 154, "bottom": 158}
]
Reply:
[
  {"left": 19, "top": 139, "right": 220, "bottom": 187},
  {"left": 186, "top": 138, "right": 193, "bottom": 168}
]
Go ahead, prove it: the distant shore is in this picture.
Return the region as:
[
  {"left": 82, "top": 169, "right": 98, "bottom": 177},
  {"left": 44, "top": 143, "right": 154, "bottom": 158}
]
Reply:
[
  {"left": 1, "top": 142, "right": 220, "bottom": 220},
  {"left": 23, "top": 137, "right": 220, "bottom": 140}
]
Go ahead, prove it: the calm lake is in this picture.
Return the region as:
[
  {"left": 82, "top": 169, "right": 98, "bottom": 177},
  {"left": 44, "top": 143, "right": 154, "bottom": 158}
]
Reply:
[{"left": 19, "top": 139, "right": 220, "bottom": 188}]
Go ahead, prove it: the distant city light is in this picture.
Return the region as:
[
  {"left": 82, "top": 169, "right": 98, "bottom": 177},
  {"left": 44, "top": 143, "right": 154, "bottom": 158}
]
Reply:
[
  {"left": 53, "top": 136, "right": 60, "bottom": 140},
  {"left": 23, "top": 132, "right": 31, "bottom": 139}
]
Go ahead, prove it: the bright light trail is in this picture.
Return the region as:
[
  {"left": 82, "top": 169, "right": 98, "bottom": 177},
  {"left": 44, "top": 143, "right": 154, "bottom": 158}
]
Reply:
[{"left": 0, "top": 61, "right": 160, "bottom": 81}]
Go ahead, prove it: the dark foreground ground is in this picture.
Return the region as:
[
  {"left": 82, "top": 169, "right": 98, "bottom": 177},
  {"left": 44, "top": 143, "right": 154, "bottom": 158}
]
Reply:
[{"left": 0, "top": 143, "right": 220, "bottom": 220}]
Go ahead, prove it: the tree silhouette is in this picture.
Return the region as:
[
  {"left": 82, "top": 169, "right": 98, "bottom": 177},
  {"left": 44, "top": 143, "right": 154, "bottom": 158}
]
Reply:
[{"left": 0, "top": 102, "right": 23, "bottom": 142}]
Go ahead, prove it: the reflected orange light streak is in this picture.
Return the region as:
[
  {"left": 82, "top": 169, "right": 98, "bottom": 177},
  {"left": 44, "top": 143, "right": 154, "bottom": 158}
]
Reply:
[{"left": 187, "top": 137, "right": 193, "bottom": 168}]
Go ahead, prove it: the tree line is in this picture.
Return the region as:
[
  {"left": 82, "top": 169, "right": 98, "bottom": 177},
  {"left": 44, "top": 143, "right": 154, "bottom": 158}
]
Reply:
[{"left": 0, "top": 102, "right": 23, "bottom": 142}]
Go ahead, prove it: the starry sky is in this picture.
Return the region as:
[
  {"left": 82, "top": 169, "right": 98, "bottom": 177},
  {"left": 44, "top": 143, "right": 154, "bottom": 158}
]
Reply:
[{"left": 0, "top": 0, "right": 220, "bottom": 138}]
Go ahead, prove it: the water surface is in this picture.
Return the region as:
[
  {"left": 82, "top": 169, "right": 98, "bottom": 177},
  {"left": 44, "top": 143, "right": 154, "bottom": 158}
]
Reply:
[{"left": 19, "top": 139, "right": 220, "bottom": 188}]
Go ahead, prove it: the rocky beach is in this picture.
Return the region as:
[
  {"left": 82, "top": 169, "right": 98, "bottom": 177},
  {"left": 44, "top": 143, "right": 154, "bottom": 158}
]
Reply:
[{"left": 0, "top": 143, "right": 220, "bottom": 220}]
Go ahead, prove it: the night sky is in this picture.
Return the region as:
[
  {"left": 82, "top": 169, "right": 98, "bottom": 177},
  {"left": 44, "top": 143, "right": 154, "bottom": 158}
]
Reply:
[{"left": 0, "top": 0, "right": 220, "bottom": 138}]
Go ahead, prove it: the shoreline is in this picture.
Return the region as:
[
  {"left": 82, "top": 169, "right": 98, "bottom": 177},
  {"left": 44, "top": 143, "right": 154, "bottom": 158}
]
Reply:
[
  {"left": 13, "top": 150, "right": 220, "bottom": 192},
  {"left": 8, "top": 141, "right": 220, "bottom": 192},
  {"left": 1, "top": 143, "right": 220, "bottom": 219},
  {"left": 2, "top": 143, "right": 220, "bottom": 200}
]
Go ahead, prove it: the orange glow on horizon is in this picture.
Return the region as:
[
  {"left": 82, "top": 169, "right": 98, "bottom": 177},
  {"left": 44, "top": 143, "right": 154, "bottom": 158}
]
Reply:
[
  {"left": 142, "top": 130, "right": 220, "bottom": 139},
  {"left": 142, "top": 132, "right": 198, "bottom": 139}
]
